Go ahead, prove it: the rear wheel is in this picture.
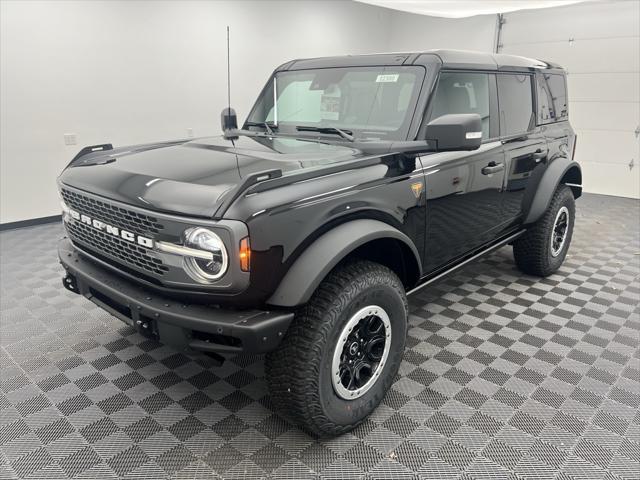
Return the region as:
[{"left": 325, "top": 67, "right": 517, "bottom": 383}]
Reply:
[
  {"left": 513, "top": 185, "right": 575, "bottom": 276},
  {"left": 265, "top": 260, "right": 408, "bottom": 436}
]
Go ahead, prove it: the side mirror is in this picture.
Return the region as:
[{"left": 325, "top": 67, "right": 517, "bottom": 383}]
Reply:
[
  {"left": 425, "top": 113, "right": 483, "bottom": 151},
  {"left": 221, "top": 107, "right": 238, "bottom": 139}
]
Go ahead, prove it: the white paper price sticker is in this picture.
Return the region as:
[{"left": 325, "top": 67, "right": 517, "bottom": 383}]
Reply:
[{"left": 376, "top": 74, "right": 399, "bottom": 83}]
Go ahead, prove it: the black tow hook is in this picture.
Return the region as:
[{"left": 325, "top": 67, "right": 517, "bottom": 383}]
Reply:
[{"left": 62, "top": 274, "right": 79, "bottom": 295}]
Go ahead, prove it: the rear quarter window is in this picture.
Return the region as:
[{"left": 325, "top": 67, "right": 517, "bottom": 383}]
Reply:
[{"left": 537, "top": 73, "right": 568, "bottom": 124}]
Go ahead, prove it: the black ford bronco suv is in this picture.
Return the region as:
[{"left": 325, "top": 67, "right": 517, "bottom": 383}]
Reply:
[{"left": 58, "top": 50, "right": 581, "bottom": 436}]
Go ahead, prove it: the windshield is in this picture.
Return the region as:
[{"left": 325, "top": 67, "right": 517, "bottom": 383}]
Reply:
[{"left": 246, "top": 66, "right": 425, "bottom": 141}]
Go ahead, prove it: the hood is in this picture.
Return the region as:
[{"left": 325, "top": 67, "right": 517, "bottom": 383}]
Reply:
[{"left": 59, "top": 135, "right": 365, "bottom": 218}]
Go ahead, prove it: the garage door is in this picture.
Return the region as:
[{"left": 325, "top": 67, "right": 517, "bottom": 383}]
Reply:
[{"left": 500, "top": 0, "right": 640, "bottom": 198}]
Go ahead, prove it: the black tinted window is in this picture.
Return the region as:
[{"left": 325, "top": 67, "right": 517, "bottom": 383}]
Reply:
[
  {"left": 430, "top": 72, "right": 490, "bottom": 139},
  {"left": 497, "top": 74, "right": 534, "bottom": 136},
  {"left": 537, "top": 73, "right": 568, "bottom": 123}
]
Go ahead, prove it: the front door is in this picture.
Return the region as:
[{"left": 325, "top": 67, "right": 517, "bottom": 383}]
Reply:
[
  {"left": 420, "top": 71, "right": 506, "bottom": 273},
  {"left": 421, "top": 144, "right": 506, "bottom": 273}
]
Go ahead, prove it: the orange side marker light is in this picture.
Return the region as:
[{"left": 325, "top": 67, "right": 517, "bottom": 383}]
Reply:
[{"left": 239, "top": 237, "right": 251, "bottom": 272}]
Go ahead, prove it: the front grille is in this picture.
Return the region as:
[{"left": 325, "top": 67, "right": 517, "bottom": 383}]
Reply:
[
  {"left": 66, "top": 221, "right": 169, "bottom": 276},
  {"left": 61, "top": 188, "right": 164, "bottom": 236}
]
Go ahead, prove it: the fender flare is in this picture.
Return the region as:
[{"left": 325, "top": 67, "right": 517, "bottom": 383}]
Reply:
[
  {"left": 267, "top": 219, "right": 422, "bottom": 307},
  {"left": 524, "top": 158, "right": 581, "bottom": 225}
]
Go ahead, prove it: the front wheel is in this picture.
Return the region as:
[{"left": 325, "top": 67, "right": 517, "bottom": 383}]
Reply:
[
  {"left": 513, "top": 185, "right": 575, "bottom": 277},
  {"left": 265, "top": 260, "right": 408, "bottom": 436}
]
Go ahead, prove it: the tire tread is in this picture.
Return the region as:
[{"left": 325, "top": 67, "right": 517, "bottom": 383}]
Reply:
[
  {"left": 513, "top": 185, "right": 575, "bottom": 277},
  {"left": 265, "top": 260, "right": 407, "bottom": 436}
]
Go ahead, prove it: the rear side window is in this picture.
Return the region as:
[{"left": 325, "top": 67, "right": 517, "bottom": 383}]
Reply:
[
  {"left": 497, "top": 74, "right": 535, "bottom": 136},
  {"left": 537, "top": 73, "right": 568, "bottom": 124},
  {"left": 430, "top": 72, "right": 491, "bottom": 139}
]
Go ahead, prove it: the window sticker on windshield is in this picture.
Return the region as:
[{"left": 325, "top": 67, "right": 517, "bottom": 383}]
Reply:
[
  {"left": 320, "top": 94, "right": 340, "bottom": 120},
  {"left": 376, "top": 74, "right": 399, "bottom": 83}
]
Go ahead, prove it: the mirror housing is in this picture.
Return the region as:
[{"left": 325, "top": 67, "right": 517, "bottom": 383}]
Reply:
[
  {"left": 221, "top": 107, "right": 238, "bottom": 139},
  {"left": 425, "top": 113, "right": 483, "bottom": 151}
]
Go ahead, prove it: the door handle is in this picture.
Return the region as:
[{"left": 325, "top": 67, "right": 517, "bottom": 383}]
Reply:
[
  {"left": 482, "top": 162, "right": 504, "bottom": 175},
  {"left": 532, "top": 149, "right": 548, "bottom": 162}
]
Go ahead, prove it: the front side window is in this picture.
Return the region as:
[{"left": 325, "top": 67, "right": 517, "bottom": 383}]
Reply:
[
  {"left": 429, "top": 72, "right": 491, "bottom": 139},
  {"left": 247, "top": 66, "right": 425, "bottom": 141},
  {"left": 537, "top": 73, "right": 568, "bottom": 124},
  {"left": 497, "top": 74, "right": 535, "bottom": 136}
]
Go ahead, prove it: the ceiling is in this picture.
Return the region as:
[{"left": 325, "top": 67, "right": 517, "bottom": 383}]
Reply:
[{"left": 355, "top": 0, "right": 589, "bottom": 18}]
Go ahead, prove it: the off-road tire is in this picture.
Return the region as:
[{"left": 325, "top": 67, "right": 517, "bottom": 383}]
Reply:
[
  {"left": 513, "top": 185, "right": 575, "bottom": 277},
  {"left": 265, "top": 260, "right": 408, "bottom": 437}
]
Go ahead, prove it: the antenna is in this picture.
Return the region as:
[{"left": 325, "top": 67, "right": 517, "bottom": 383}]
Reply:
[
  {"left": 222, "top": 25, "right": 238, "bottom": 139},
  {"left": 226, "top": 25, "right": 231, "bottom": 114}
]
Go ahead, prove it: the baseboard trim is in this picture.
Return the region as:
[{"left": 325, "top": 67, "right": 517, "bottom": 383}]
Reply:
[{"left": 0, "top": 215, "right": 62, "bottom": 232}]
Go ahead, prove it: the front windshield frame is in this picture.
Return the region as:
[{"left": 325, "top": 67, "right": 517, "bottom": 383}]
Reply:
[{"left": 245, "top": 65, "right": 426, "bottom": 142}]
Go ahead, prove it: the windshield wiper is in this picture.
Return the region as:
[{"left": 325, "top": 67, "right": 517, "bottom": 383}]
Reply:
[
  {"left": 245, "top": 121, "right": 277, "bottom": 135},
  {"left": 296, "top": 126, "right": 354, "bottom": 142}
]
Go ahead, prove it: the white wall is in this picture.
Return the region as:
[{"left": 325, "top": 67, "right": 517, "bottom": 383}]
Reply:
[
  {"left": 384, "top": 0, "right": 640, "bottom": 199},
  {"left": 0, "top": 0, "right": 501, "bottom": 224},
  {"left": 2, "top": 1, "right": 637, "bottom": 224},
  {"left": 386, "top": 9, "right": 496, "bottom": 52},
  {"left": 500, "top": 0, "right": 640, "bottom": 198},
  {"left": 0, "top": 0, "right": 393, "bottom": 224}
]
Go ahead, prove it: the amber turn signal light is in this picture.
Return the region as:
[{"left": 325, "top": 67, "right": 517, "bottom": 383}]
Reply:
[{"left": 239, "top": 237, "right": 251, "bottom": 272}]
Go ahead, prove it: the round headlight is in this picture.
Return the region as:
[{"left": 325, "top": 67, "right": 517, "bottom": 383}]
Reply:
[{"left": 183, "top": 227, "right": 228, "bottom": 282}]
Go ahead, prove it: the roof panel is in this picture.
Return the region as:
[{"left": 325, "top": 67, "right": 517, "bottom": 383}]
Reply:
[{"left": 278, "top": 50, "right": 565, "bottom": 72}]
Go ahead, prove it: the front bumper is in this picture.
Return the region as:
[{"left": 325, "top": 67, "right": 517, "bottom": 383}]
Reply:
[{"left": 58, "top": 238, "right": 293, "bottom": 357}]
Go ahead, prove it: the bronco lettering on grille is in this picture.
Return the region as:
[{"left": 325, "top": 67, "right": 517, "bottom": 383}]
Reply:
[{"left": 67, "top": 208, "right": 154, "bottom": 248}]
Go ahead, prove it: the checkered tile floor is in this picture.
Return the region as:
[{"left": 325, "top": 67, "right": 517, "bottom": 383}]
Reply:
[{"left": 1, "top": 193, "right": 638, "bottom": 479}]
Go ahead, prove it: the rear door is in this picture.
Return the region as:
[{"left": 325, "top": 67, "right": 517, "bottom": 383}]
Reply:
[
  {"left": 421, "top": 71, "right": 507, "bottom": 273},
  {"left": 497, "top": 73, "right": 549, "bottom": 224}
]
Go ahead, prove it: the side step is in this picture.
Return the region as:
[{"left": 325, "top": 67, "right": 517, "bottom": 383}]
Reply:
[{"left": 408, "top": 230, "right": 525, "bottom": 296}]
